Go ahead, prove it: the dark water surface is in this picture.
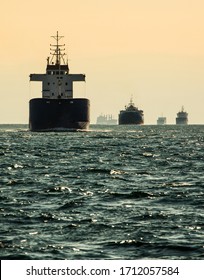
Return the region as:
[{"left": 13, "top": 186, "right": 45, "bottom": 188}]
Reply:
[{"left": 0, "top": 124, "right": 204, "bottom": 259}]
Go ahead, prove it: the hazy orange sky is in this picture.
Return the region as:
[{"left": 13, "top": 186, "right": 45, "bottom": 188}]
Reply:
[{"left": 1, "top": 0, "right": 204, "bottom": 124}]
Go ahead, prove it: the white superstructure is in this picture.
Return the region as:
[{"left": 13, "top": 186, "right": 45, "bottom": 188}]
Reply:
[{"left": 30, "top": 32, "right": 85, "bottom": 99}]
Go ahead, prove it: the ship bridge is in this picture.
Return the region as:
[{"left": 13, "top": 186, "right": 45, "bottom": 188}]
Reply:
[{"left": 30, "top": 32, "right": 85, "bottom": 99}]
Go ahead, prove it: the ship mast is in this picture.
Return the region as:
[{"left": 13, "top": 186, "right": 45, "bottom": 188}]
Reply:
[
  {"left": 130, "top": 95, "right": 133, "bottom": 106},
  {"left": 49, "top": 31, "right": 66, "bottom": 65}
]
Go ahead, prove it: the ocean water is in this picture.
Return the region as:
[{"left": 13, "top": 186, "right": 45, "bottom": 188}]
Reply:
[{"left": 0, "top": 124, "right": 204, "bottom": 260}]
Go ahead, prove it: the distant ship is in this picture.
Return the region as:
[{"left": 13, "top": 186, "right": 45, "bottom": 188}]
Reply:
[
  {"left": 176, "top": 106, "right": 188, "bottom": 125},
  {"left": 157, "top": 116, "right": 166, "bottom": 125},
  {"left": 118, "top": 98, "right": 144, "bottom": 125},
  {"left": 96, "top": 114, "right": 117, "bottom": 125},
  {"left": 29, "top": 32, "right": 90, "bottom": 131}
]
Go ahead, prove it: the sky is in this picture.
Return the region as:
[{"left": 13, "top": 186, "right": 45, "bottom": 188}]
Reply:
[{"left": 1, "top": 0, "right": 204, "bottom": 124}]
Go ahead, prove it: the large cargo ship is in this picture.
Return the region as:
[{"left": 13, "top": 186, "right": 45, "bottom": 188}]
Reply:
[
  {"left": 29, "top": 32, "right": 90, "bottom": 131},
  {"left": 96, "top": 114, "right": 117, "bottom": 125},
  {"left": 118, "top": 98, "right": 144, "bottom": 125},
  {"left": 157, "top": 116, "right": 166, "bottom": 125},
  {"left": 176, "top": 106, "right": 188, "bottom": 125}
]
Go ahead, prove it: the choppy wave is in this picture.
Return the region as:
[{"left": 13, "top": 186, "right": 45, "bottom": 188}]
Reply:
[{"left": 0, "top": 124, "right": 204, "bottom": 259}]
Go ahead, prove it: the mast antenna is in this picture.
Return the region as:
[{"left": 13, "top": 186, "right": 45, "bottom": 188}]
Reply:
[{"left": 50, "top": 31, "right": 66, "bottom": 65}]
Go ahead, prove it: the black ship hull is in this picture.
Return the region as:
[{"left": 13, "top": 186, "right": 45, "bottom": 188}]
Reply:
[
  {"left": 176, "top": 118, "right": 188, "bottom": 125},
  {"left": 29, "top": 98, "right": 90, "bottom": 131},
  {"left": 119, "top": 111, "right": 144, "bottom": 125}
]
